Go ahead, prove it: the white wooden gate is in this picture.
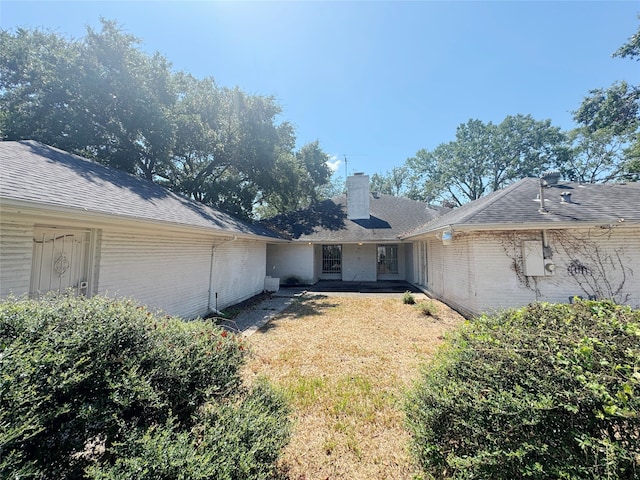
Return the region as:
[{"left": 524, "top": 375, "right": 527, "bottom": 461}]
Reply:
[{"left": 31, "top": 228, "right": 91, "bottom": 297}]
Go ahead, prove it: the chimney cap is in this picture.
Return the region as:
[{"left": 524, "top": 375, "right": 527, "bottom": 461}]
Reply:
[{"left": 540, "top": 170, "right": 561, "bottom": 186}]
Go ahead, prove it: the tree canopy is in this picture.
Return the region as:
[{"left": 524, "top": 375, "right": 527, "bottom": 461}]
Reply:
[
  {"left": 0, "top": 20, "right": 331, "bottom": 219},
  {"left": 564, "top": 18, "right": 640, "bottom": 184},
  {"left": 3, "top": 17, "right": 638, "bottom": 214},
  {"left": 403, "top": 115, "right": 566, "bottom": 206}
]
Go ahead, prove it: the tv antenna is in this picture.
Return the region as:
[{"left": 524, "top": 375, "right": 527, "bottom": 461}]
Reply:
[{"left": 341, "top": 154, "right": 367, "bottom": 178}]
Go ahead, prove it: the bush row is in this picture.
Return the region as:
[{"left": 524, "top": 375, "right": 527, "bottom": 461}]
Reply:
[
  {"left": 406, "top": 300, "right": 640, "bottom": 479},
  {"left": 0, "top": 294, "right": 290, "bottom": 479}
]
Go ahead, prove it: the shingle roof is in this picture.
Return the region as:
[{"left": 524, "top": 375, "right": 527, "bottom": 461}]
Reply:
[
  {"left": 261, "top": 194, "right": 445, "bottom": 242},
  {"left": 405, "top": 177, "right": 640, "bottom": 237},
  {"left": 0, "top": 140, "right": 280, "bottom": 239}
]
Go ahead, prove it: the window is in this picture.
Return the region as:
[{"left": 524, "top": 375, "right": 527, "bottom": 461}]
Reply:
[
  {"left": 322, "top": 245, "right": 342, "bottom": 274},
  {"left": 377, "top": 244, "right": 398, "bottom": 274}
]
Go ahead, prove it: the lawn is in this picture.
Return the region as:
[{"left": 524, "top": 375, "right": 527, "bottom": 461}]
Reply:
[{"left": 242, "top": 293, "right": 464, "bottom": 480}]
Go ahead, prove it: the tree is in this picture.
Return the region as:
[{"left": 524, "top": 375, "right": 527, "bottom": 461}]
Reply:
[
  {"left": 79, "top": 20, "right": 177, "bottom": 179},
  {"left": 166, "top": 76, "right": 288, "bottom": 218},
  {"left": 370, "top": 166, "right": 409, "bottom": 196},
  {"left": 613, "top": 15, "right": 640, "bottom": 61},
  {"left": 565, "top": 16, "right": 640, "bottom": 183},
  {"left": 1, "top": 20, "right": 331, "bottom": 218},
  {"left": 563, "top": 124, "right": 635, "bottom": 183},
  {"left": 0, "top": 20, "right": 177, "bottom": 180},
  {"left": 0, "top": 27, "right": 84, "bottom": 150},
  {"left": 405, "top": 149, "right": 447, "bottom": 204},
  {"left": 254, "top": 140, "right": 332, "bottom": 218},
  {"left": 317, "top": 173, "right": 345, "bottom": 199},
  {"left": 573, "top": 82, "right": 639, "bottom": 136},
  {"left": 405, "top": 116, "right": 566, "bottom": 206}
]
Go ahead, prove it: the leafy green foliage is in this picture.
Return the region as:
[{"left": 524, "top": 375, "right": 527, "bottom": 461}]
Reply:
[
  {"left": 565, "top": 81, "right": 640, "bottom": 183},
  {"left": 255, "top": 140, "right": 332, "bottom": 218},
  {"left": 0, "top": 294, "right": 290, "bottom": 479},
  {"left": 613, "top": 16, "right": 640, "bottom": 61},
  {"left": 404, "top": 115, "right": 566, "bottom": 206},
  {"left": 370, "top": 166, "right": 410, "bottom": 197},
  {"left": 564, "top": 20, "right": 640, "bottom": 184},
  {"left": 0, "top": 20, "right": 331, "bottom": 219},
  {"left": 86, "top": 380, "right": 290, "bottom": 480},
  {"left": 406, "top": 300, "right": 640, "bottom": 480},
  {"left": 402, "top": 291, "right": 416, "bottom": 305},
  {"left": 415, "top": 301, "right": 437, "bottom": 317}
]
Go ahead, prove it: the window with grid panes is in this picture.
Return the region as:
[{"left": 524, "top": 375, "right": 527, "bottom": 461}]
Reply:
[
  {"left": 377, "top": 245, "right": 398, "bottom": 274},
  {"left": 322, "top": 245, "right": 342, "bottom": 273}
]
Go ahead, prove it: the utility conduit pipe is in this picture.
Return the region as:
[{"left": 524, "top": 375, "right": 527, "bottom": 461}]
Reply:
[{"left": 207, "top": 235, "right": 238, "bottom": 314}]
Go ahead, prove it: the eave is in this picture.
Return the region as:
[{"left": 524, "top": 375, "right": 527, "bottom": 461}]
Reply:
[
  {"left": 0, "top": 197, "right": 286, "bottom": 242},
  {"left": 402, "top": 218, "right": 639, "bottom": 240}
]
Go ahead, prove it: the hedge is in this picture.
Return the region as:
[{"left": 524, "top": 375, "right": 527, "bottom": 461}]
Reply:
[
  {"left": 406, "top": 300, "right": 640, "bottom": 479},
  {"left": 0, "top": 294, "right": 290, "bottom": 479}
]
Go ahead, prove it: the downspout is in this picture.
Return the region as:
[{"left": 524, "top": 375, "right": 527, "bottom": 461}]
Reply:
[{"left": 207, "top": 235, "right": 238, "bottom": 314}]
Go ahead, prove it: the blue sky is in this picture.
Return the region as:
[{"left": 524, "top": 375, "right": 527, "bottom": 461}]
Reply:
[{"left": 2, "top": 1, "right": 639, "bottom": 180}]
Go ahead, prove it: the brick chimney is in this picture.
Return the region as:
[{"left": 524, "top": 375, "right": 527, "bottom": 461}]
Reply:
[{"left": 346, "top": 173, "right": 370, "bottom": 220}]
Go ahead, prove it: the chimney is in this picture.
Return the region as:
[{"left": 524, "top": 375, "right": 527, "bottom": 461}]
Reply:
[
  {"left": 560, "top": 192, "right": 572, "bottom": 203},
  {"left": 346, "top": 173, "right": 370, "bottom": 220}
]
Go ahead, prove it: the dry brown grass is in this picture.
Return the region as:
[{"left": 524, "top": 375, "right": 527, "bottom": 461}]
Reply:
[{"left": 243, "top": 293, "right": 464, "bottom": 480}]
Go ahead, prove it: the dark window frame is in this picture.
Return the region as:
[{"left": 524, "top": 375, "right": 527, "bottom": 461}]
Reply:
[{"left": 377, "top": 244, "right": 399, "bottom": 274}]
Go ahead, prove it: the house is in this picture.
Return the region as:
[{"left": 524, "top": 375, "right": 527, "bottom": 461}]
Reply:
[
  {"left": 262, "top": 173, "right": 446, "bottom": 285},
  {"left": 0, "top": 140, "right": 283, "bottom": 318},
  {"left": 3, "top": 141, "right": 638, "bottom": 321},
  {"left": 402, "top": 175, "right": 640, "bottom": 317}
]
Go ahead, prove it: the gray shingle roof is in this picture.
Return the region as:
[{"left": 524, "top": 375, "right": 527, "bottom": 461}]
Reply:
[
  {"left": 405, "top": 177, "right": 640, "bottom": 237},
  {"left": 0, "top": 140, "right": 280, "bottom": 239},
  {"left": 262, "top": 194, "right": 444, "bottom": 242}
]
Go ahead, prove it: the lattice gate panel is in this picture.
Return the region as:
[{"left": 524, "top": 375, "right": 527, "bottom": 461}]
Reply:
[{"left": 31, "top": 228, "right": 91, "bottom": 297}]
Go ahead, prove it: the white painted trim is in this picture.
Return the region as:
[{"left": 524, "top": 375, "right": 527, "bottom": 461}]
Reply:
[{"left": 0, "top": 198, "right": 284, "bottom": 241}]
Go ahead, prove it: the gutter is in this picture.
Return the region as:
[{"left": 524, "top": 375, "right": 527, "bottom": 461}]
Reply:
[
  {"left": 0, "top": 197, "right": 280, "bottom": 242},
  {"left": 401, "top": 219, "right": 639, "bottom": 240},
  {"left": 207, "top": 235, "right": 238, "bottom": 314}
]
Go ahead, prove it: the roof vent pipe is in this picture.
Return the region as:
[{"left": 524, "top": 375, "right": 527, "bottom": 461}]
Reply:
[{"left": 538, "top": 178, "right": 548, "bottom": 214}]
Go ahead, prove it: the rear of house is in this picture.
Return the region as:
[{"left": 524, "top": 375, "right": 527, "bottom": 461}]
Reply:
[
  {"left": 0, "top": 141, "right": 280, "bottom": 318},
  {"left": 405, "top": 178, "right": 640, "bottom": 317},
  {"left": 263, "top": 173, "right": 444, "bottom": 285}
]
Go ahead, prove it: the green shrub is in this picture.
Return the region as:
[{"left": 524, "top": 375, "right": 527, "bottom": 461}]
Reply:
[
  {"left": 416, "top": 300, "right": 437, "bottom": 317},
  {"left": 0, "top": 294, "right": 290, "bottom": 479},
  {"left": 406, "top": 300, "right": 640, "bottom": 480},
  {"left": 403, "top": 291, "right": 416, "bottom": 305},
  {"left": 86, "top": 379, "right": 290, "bottom": 480}
]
